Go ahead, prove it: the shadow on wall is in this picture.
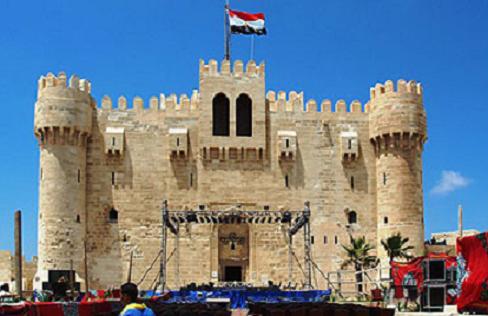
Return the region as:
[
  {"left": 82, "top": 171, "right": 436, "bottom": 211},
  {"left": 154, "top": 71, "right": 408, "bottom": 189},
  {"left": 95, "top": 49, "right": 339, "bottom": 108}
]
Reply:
[{"left": 342, "top": 143, "right": 369, "bottom": 194}]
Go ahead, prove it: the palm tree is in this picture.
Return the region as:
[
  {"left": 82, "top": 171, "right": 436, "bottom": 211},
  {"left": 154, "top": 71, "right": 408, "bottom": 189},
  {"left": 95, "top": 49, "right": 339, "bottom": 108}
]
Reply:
[
  {"left": 341, "top": 235, "right": 378, "bottom": 294},
  {"left": 381, "top": 233, "right": 414, "bottom": 264},
  {"left": 381, "top": 233, "right": 414, "bottom": 300}
]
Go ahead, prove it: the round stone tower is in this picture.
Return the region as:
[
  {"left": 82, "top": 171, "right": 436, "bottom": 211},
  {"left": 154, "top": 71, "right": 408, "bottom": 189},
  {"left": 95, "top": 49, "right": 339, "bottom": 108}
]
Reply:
[
  {"left": 34, "top": 72, "right": 93, "bottom": 289},
  {"left": 369, "top": 79, "right": 427, "bottom": 260}
]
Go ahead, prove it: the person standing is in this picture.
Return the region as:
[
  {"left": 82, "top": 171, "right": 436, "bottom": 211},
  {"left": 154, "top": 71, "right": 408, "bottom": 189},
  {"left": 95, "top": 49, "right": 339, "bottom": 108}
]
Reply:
[{"left": 119, "top": 283, "right": 155, "bottom": 316}]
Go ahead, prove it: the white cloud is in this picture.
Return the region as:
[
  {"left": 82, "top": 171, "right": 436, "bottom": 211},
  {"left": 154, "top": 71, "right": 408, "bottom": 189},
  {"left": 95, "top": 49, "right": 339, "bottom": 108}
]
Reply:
[{"left": 431, "top": 170, "right": 470, "bottom": 195}]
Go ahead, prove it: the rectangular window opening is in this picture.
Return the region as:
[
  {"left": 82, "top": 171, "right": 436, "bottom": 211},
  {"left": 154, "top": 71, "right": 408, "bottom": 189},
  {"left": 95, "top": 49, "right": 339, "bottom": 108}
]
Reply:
[
  {"left": 384, "top": 216, "right": 389, "bottom": 224},
  {"left": 285, "top": 175, "right": 289, "bottom": 188},
  {"left": 334, "top": 236, "right": 338, "bottom": 244},
  {"left": 285, "top": 139, "right": 290, "bottom": 148},
  {"left": 177, "top": 137, "right": 180, "bottom": 147},
  {"left": 324, "top": 236, "right": 328, "bottom": 244},
  {"left": 40, "top": 168, "right": 43, "bottom": 181},
  {"left": 311, "top": 236, "right": 315, "bottom": 244},
  {"left": 190, "top": 173, "right": 193, "bottom": 187},
  {"left": 77, "top": 169, "right": 81, "bottom": 183},
  {"left": 348, "top": 139, "right": 352, "bottom": 149},
  {"left": 112, "top": 137, "right": 116, "bottom": 146},
  {"left": 111, "top": 172, "right": 115, "bottom": 186},
  {"left": 383, "top": 172, "right": 387, "bottom": 185},
  {"left": 351, "top": 176, "right": 355, "bottom": 190}
]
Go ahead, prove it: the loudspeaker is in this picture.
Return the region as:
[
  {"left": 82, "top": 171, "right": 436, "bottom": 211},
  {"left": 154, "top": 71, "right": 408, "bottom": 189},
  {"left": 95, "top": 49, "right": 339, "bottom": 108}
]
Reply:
[
  {"left": 407, "top": 286, "right": 419, "bottom": 300},
  {"left": 421, "top": 285, "right": 445, "bottom": 311},
  {"left": 424, "top": 259, "right": 446, "bottom": 282}
]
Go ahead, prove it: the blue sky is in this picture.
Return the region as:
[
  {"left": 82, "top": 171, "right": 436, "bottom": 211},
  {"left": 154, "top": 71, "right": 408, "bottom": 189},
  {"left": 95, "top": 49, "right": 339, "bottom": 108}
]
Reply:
[{"left": 0, "top": 1, "right": 487, "bottom": 259}]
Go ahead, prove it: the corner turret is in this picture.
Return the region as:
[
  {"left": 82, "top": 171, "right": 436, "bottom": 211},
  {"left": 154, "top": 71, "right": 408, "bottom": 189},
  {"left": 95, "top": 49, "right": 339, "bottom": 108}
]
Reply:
[
  {"left": 369, "top": 79, "right": 427, "bottom": 260},
  {"left": 34, "top": 72, "right": 93, "bottom": 290}
]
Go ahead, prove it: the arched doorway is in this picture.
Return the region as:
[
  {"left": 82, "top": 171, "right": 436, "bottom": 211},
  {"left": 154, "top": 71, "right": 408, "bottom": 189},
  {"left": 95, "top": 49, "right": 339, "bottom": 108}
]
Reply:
[{"left": 218, "top": 224, "right": 249, "bottom": 282}]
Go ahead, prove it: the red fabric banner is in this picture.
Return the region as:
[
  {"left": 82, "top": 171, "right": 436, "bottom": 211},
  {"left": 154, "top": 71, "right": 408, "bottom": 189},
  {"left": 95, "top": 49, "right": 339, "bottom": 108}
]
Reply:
[
  {"left": 32, "top": 302, "right": 65, "bottom": 316},
  {"left": 457, "top": 232, "right": 488, "bottom": 313},
  {"left": 391, "top": 257, "right": 424, "bottom": 298}
]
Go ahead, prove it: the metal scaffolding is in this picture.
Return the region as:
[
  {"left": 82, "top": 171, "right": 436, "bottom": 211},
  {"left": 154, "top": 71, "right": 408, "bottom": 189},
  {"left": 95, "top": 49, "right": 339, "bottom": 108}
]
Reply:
[{"left": 159, "top": 201, "right": 312, "bottom": 291}]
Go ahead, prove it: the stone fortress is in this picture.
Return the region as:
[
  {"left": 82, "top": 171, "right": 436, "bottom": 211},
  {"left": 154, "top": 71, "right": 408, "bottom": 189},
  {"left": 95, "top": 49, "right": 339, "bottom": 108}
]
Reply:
[{"left": 33, "top": 58, "right": 427, "bottom": 291}]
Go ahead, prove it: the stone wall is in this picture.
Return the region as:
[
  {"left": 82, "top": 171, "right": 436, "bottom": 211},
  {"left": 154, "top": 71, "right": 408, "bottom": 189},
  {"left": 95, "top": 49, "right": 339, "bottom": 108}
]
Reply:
[
  {"left": 0, "top": 251, "right": 37, "bottom": 292},
  {"left": 0, "top": 250, "right": 12, "bottom": 286}
]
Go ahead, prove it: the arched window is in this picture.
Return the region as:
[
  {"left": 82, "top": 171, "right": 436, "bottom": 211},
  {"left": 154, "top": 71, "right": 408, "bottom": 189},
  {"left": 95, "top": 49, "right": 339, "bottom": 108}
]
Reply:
[
  {"left": 236, "top": 93, "right": 252, "bottom": 137},
  {"left": 212, "top": 93, "right": 230, "bottom": 136},
  {"left": 347, "top": 211, "right": 357, "bottom": 224},
  {"left": 109, "top": 208, "right": 118, "bottom": 224}
]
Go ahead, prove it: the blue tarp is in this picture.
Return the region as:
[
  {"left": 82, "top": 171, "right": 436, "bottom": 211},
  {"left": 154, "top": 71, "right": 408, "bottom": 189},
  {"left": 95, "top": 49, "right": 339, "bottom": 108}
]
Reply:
[{"left": 144, "top": 289, "right": 331, "bottom": 309}]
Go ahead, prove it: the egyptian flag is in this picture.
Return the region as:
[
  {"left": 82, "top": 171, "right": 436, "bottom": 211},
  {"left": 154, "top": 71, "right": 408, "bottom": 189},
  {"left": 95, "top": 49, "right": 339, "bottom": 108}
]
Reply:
[{"left": 229, "top": 9, "right": 266, "bottom": 35}]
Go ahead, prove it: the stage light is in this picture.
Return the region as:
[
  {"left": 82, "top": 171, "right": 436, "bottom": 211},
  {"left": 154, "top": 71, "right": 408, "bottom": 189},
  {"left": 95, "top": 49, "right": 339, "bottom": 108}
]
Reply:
[
  {"left": 281, "top": 211, "right": 292, "bottom": 223},
  {"left": 186, "top": 211, "right": 198, "bottom": 223}
]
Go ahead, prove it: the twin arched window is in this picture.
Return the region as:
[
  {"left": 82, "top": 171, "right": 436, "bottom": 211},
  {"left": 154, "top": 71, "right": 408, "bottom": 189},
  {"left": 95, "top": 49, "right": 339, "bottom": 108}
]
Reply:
[{"left": 212, "top": 93, "right": 252, "bottom": 137}]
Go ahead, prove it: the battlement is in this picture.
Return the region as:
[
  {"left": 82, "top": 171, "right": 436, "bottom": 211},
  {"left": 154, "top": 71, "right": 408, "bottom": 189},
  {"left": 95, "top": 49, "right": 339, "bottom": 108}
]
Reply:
[
  {"left": 199, "top": 59, "right": 265, "bottom": 78},
  {"left": 100, "top": 90, "right": 200, "bottom": 111},
  {"left": 266, "top": 91, "right": 365, "bottom": 114},
  {"left": 369, "top": 79, "right": 422, "bottom": 100},
  {"left": 38, "top": 72, "right": 91, "bottom": 95}
]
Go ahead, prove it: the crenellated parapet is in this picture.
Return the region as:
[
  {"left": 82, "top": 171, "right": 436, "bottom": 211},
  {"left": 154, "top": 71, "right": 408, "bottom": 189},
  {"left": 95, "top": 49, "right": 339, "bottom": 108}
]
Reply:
[
  {"left": 199, "top": 59, "right": 265, "bottom": 79},
  {"left": 369, "top": 79, "right": 422, "bottom": 101},
  {"left": 100, "top": 90, "right": 200, "bottom": 112},
  {"left": 38, "top": 72, "right": 91, "bottom": 96},
  {"left": 368, "top": 79, "right": 427, "bottom": 154},
  {"left": 266, "top": 91, "right": 366, "bottom": 114},
  {"left": 34, "top": 72, "right": 93, "bottom": 147}
]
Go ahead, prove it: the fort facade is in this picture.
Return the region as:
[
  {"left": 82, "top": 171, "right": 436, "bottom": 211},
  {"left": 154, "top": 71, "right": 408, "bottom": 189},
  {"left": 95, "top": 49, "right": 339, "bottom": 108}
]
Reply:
[{"left": 33, "top": 59, "right": 427, "bottom": 290}]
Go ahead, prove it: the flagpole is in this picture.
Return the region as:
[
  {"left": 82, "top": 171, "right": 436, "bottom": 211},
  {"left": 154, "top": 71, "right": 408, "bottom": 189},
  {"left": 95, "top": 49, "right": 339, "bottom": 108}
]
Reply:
[{"left": 224, "top": 0, "right": 230, "bottom": 60}]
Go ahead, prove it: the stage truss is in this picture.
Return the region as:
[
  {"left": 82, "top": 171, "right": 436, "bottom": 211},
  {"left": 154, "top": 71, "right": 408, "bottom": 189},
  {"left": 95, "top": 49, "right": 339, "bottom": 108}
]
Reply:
[{"left": 159, "top": 200, "right": 312, "bottom": 291}]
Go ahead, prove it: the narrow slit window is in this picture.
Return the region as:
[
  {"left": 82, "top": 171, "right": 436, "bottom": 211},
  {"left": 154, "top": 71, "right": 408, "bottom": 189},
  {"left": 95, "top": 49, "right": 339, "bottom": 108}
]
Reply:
[
  {"left": 348, "top": 139, "right": 352, "bottom": 149},
  {"left": 190, "top": 173, "right": 193, "bottom": 187},
  {"left": 112, "top": 137, "right": 116, "bottom": 146},
  {"left": 76, "top": 214, "right": 80, "bottom": 223},
  {"left": 335, "top": 236, "right": 338, "bottom": 244},
  {"left": 177, "top": 137, "right": 180, "bottom": 147},
  {"left": 285, "top": 139, "right": 290, "bottom": 148},
  {"left": 285, "top": 175, "right": 289, "bottom": 188},
  {"left": 77, "top": 169, "right": 81, "bottom": 183},
  {"left": 311, "top": 236, "right": 315, "bottom": 244},
  {"left": 111, "top": 172, "right": 115, "bottom": 185},
  {"left": 383, "top": 172, "right": 387, "bottom": 185},
  {"left": 40, "top": 168, "right": 43, "bottom": 181},
  {"left": 384, "top": 216, "right": 389, "bottom": 224},
  {"left": 350, "top": 176, "right": 355, "bottom": 190},
  {"left": 324, "top": 236, "right": 328, "bottom": 244}
]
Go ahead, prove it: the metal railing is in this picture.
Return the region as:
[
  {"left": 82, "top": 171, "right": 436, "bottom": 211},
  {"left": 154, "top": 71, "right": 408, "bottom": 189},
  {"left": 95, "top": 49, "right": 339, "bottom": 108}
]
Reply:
[{"left": 326, "top": 263, "right": 391, "bottom": 298}]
